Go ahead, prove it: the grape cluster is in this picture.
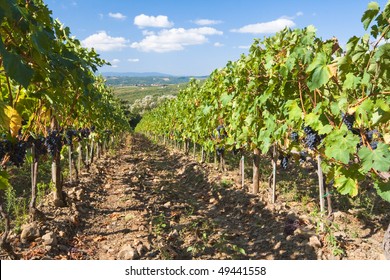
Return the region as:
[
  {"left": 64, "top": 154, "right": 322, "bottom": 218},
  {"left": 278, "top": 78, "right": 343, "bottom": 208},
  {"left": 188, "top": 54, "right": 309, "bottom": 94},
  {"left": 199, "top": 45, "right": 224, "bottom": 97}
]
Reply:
[
  {"left": 34, "top": 137, "right": 48, "bottom": 158},
  {"left": 341, "top": 113, "right": 355, "bottom": 131},
  {"left": 9, "top": 141, "right": 27, "bottom": 167},
  {"left": 365, "top": 129, "right": 379, "bottom": 150},
  {"left": 216, "top": 125, "right": 227, "bottom": 139},
  {"left": 64, "top": 129, "right": 77, "bottom": 146},
  {"left": 356, "top": 129, "right": 380, "bottom": 150},
  {"left": 290, "top": 131, "right": 299, "bottom": 142},
  {"left": 0, "top": 138, "right": 12, "bottom": 161},
  {"left": 80, "top": 128, "right": 91, "bottom": 139},
  {"left": 45, "top": 130, "right": 63, "bottom": 156},
  {"left": 281, "top": 156, "right": 289, "bottom": 169},
  {"left": 299, "top": 151, "right": 307, "bottom": 164},
  {"left": 303, "top": 126, "right": 321, "bottom": 150},
  {"left": 232, "top": 147, "right": 241, "bottom": 156},
  {"left": 216, "top": 147, "right": 225, "bottom": 156}
]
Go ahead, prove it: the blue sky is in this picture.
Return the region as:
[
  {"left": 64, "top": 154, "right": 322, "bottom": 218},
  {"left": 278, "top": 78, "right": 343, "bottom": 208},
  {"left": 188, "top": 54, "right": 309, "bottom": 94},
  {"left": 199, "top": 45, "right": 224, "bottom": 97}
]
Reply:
[{"left": 46, "top": 0, "right": 389, "bottom": 76}]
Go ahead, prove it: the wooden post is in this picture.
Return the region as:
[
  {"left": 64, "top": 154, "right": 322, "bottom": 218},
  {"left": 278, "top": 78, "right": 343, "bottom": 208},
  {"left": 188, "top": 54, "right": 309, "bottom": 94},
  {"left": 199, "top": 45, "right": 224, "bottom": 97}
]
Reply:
[
  {"left": 252, "top": 148, "right": 260, "bottom": 194},
  {"left": 193, "top": 142, "right": 196, "bottom": 159},
  {"left": 241, "top": 155, "right": 245, "bottom": 188},
  {"left": 272, "top": 144, "right": 277, "bottom": 204},
  {"left": 68, "top": 145, "right": 72, "bottom": 184},
  {"left": 201, "top": 146, "right": 205, "bottom": 163},
  {"left": 317, "top": 155, "right": 325, "bottom": 213},
  {"left": 29, "top": 145, "right": 39, "bottom": 219},
  {"left": 78, "top": 142, "right": 82, "bottom": 174}
]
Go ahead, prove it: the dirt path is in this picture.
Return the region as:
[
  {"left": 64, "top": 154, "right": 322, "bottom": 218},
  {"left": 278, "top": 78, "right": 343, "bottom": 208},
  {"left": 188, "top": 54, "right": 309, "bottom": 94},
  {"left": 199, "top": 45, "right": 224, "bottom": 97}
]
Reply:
[{"left": 8, "top": 134, "right": 388, "bottom": 260}]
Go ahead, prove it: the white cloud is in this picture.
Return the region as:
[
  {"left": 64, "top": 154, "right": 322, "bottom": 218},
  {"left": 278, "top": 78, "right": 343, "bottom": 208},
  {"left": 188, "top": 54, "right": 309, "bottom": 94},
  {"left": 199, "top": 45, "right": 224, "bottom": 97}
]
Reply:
[
  {"left": 214, "top": 42, "right": 224, "bottom": 47},
  {"left": 238, "top": 45, "right": 250, "bottom": 49},
  {"left": 81, "top": 31, "right": 129, "bottom": 51},
  {"left": 98, "top": 13, "right": 104, "bottom": 20},
  {"left": 194, "top": 19, "right": 223, "bottom": 26},
  {"left": 231, "top": 18, "right": 296, "bottom": 34},
  {"left": 142, "top": 30, "right": 155, "bottom": 36},
  {"left": 131, "top": 27, "right": 223, "bottom": 52},
  {"left": 110, "top": 59, "right": 120, "bottom": 68},
  {"left": 134, "top": 14, "right": 173, "bottom": 28},
  {"left": 128, "top": 58, "right": 140, "bottom": 62},
  {"left": 296, "top": 11, "right": 304, "bottom": 17},
  {"left": 109, "top": 12, "right": 127, "bottom": 20}
]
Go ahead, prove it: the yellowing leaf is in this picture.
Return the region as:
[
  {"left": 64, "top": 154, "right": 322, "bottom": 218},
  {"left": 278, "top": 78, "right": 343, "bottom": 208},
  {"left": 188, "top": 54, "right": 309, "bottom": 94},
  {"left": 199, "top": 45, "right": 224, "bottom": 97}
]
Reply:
[
  {"left": 4, "top": 106, "right": 22, "bottom": 137},
  {"left": 328, "top": 63, "right": 338, "bottom": 78},
  {"left": 384, "top": 133, "right": 390, "bottom": 145}
]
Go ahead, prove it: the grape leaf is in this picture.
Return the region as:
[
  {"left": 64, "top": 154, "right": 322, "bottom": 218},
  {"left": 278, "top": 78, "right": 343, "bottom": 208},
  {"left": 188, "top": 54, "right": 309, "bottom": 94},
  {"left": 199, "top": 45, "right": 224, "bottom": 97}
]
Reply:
[
  {"left": 324, "top": 129, "right": 360, "bottom": 164},
  {"left": 361, "top": 2, "right": 380, "bottom": 30},
  {"left": 306, "top": 53, "right": 331, "bottom": 90},
  {"left": 0, "top": 38, "right": 34, "bottom": 89},
  {"left": 284, "top": 100, "right": 302, "bottom": 122},
  {"left": 358, "top": 143, "right": 390, "bottom": 172},
  {"left": 220, "top": 93, "right": 233, "bottom": 106},
  {"left": 0, "top": 171, "right": 11, "bottom": 190},
  {"left": 374, "top": 181, "right": 390, "bottom": 203},
  {"left": 334, "top": 174, "right": 359, "bottom": 197},
  {"left": 343, "top": 73, "right": 361, "bottom": 90},
  {"left": 333, "top": 166, "right": 362, "bottom": 197}
]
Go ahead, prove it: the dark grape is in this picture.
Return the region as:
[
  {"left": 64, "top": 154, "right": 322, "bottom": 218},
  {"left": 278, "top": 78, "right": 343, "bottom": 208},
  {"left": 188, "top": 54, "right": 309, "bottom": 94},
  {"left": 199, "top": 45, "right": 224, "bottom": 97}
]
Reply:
[
  {"left": 299, "top": 151, "right": 307, "bottom": 164},
  {"left": 281, "top": 156, "right": 289, "bottom": 169},
  {"left": 0, "top": 138, "right": 12, "bottom": 162},
  {"left": 9, "top": 141, "right": 27, "bottom": 167},
  {"left": 65, "top": 129, "right": 77, "bottom": 146},
  {"left": 216, "top": 147, "right": 225, "bottom": 156},
  {"left": 232, "top": 147, "right": 240, "bottom": 156},
  {"left": 34, "top": 137, "right": 47, "bottom": 158},
  {"left": 365, "top": 129, "right": 378, "bottom": 142},
  {"left": 341, "top": 113, "right": 355, "bottom": 131},
  {"left": 290, "top": 131, "right": 299, "bottom": 142},
  {"left": 79, "top": 128, "right": 90, "bottom": 139},
  {"left": 370, "top": 141, "right": 378, "bottom": 150},
  {"left": 303, "top": 126, "right": 313, "bottom": 135},
  {"left": 216, "top": 125, "right": 226, "bottom": 139},
  {"left": 45, "top": 130, "right": 63, "bottom": 157},
  {"left": 303, "top": 126, "right": 320, "bottom": 150}
]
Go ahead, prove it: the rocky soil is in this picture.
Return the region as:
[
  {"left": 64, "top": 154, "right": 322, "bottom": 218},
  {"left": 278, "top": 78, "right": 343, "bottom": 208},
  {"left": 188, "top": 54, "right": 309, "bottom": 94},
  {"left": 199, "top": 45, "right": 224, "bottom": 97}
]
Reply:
[{"left": 2, "top": 134, "right": 389, "bottom": 260}]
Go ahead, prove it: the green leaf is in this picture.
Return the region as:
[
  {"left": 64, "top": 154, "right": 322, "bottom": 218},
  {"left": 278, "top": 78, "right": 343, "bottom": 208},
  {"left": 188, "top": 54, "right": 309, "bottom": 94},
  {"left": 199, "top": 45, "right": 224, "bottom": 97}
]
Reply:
[
  {"left": 0, "top": 171, "right": 11, "bottom": 190},
  {"left": 343, "top": 73, "right": 361, "bottom": 90},
  {"left": 334, "top": 167, "right": 360, "bottom": 197},
  {"left": 0, "top": 38, "right": 34, "bottom": 89},
  {"left": 306, "top": 52, "right": 331, "bottom": 90},
  {"left": 374, "top": 181, "right": 390, "bottom": 203},
  {"left": 202, "top": 105, "right": 212, "bottom": 115},
  {"left": 318, "top": 125, "right": 333, "bottom": 135},
  {"left": 324, "top": 128, "right": 360, "bottom": 164},
  {"left": 284, "top": 100, "right": 302, "bottom": 122},
  {"left": 220, "top": 93, "right": 233, "bottom": 106},
  {"left": 358, "top": 143, "right": 390, "bottom": 172},
  {"left": 361, "top": 2, "right": 380, "bottom": 30}
]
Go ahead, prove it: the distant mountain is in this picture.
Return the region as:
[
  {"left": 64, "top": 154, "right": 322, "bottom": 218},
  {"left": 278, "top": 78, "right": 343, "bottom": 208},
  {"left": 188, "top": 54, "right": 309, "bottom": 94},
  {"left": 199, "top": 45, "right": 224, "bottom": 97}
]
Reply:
[
  {"left": 101, "top": 72, "right": 208, "bottom": 86},
  {"left": 101, "top": 72, "right": 174, "bottom": 77}
]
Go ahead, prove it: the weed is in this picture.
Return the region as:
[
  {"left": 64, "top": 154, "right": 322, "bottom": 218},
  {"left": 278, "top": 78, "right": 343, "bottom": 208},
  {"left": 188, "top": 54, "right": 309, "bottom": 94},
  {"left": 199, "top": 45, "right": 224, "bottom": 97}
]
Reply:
[
  {"left": 5, "top": 187, "right": 29, "bottom": 234},
  {"left": 220, "top": 179, "right": 233, "bottom": 188},
  {"left": 152, "top": 213, "right": 168, "bottom": 235}
]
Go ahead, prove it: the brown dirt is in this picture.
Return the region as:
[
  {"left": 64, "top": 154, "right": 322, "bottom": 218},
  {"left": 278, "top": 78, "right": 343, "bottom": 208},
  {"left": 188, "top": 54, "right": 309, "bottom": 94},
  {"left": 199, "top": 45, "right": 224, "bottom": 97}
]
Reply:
[{"left": 4, "top": 134, "right": 389, "bottom": 260}]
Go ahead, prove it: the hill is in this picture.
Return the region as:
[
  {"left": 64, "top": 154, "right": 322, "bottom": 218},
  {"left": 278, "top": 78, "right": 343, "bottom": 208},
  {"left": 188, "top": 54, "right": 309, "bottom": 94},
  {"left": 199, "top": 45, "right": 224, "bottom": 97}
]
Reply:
[{"left": 102, "top": 72, "right": 207, "bottom": 86}]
